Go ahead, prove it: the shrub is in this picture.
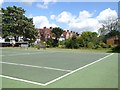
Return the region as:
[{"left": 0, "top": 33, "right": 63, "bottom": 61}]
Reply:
[
  {"left": 46, "top": 38, "right": 54, "bottom": 47},
  {"left": 112, "top": 46, "right": 120, "bottom": 53},
  {"left": 5, "top": 38, "right": 10, "bottom": 42},
  {"left": 100, "top": 42, "right": 108, "bottom": 48},
  {"left": 36, "top": 44, "right": 40, "bottom": 49},
  {"left": 58, "top": 41, "right": 65, "bottom": 48},
  {"left": 108, "top": 45, "right": 112, "bottom": 48},
  {"left": 93, "top": 44, "right": 101, "bottom": 49},
  {"left": 87, "top": 42, "right": 95, "bottom": 49},
  {"left": 65, "top": 39, "right": 71, "bottom": 48},
  {"left": 65, "top": 36, "right": 79, "bottom": 49}
]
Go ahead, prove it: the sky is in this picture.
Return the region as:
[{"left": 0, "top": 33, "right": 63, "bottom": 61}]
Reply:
[{"left": 1, "top": 0, "right": 119, "bottom": 33}]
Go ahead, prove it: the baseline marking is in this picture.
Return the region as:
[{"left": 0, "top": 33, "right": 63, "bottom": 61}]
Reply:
[
  {"left": 0, "top": 75, "right": 46, "bottom": 86},
  {"left": 0, "top": 61, "right": 72, "bottom": 72},
  {"left": 0, "top": 53, "right": 114, "bottom": 86},
  {"left": 44, "top": 53, "right": 114, "bottom": 86}
]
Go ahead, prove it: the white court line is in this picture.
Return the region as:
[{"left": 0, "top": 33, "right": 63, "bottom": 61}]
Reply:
[
  {"left": 0, "top": 61, "right": 72, "bottom": 72},
  {"left": 0, "top": 53, "right": 114, "bottom": 86},
  {"left": 1, "top": 52, "right": 55, "bottom": 57},
  {"left": 44, "top": 53, "right": 114, "bottom": 86},
  {"left": 0, "top": 75, "right": 46, "bottom": 86},
  {"left": 2, "top": 50, "right": 109, "bottom": 57}
]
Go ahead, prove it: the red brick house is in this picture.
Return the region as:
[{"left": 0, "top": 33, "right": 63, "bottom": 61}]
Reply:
[
  {"left": 106, "top": 36, "right": 120, "bottom": 46},
  {"left": 62, "top": 30, "right": 79, "bottom": 39},
  {"left": 38, "top": 27, "right": 52, "bottom": 41},
  {"left": 37, "top": 27, "right": 80, "bottom": 42}
]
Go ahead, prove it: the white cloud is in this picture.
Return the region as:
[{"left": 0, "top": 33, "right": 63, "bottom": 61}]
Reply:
[
  {"left": 50, "top": 15, "right": 56, "bottom": 19},
  {"left": 55, "top": 10, "right": 100, "bottom": 33},
  {"left": 73, "top": 10, "right": 93, "bottom": 24},
  {"left": 31, "top": 8, "right": 117, "bottom": 33},
  {"left": 97, "top": 8, "right": 118, "bottom": 24},
  {"left": 54, "top": 9, "right": 117, "bottom": 33},
  {"left": 68, "top": 18, "right": 101, "bottom": 33},
  {"left": 33, "top": 16, "right": 58, "bottom": 28},
  {"left": 79, "top": 10, "right": 93, "bottom": 20},
  {"left": 36, "top": 0, "right": 56, "bottom": 9},
  {"left": 21, "top": 0, "right": 36, "bottom": 5},
  {"left": 42, "top": 0, "right": 56, "bottom": 4},
  {"left": 56, "top": 11, "right": 76, "bottom": 23},
  {"left": 36, "top": 3, "right": 48, "bottom": 9}
]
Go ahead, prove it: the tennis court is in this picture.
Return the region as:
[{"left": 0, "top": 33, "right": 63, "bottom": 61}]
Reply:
[{"left": 0, "top": 48, "right": 118, "bottom": 88}]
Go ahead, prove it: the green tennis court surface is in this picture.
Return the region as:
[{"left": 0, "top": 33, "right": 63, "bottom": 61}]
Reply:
[{"left": 0, "top": 48, "right": 118, "bottom": 88}]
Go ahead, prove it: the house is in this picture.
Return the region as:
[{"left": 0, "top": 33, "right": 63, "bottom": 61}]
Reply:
[
  {"left": 37, "top": 27, "right": 80, "bottom": 42},
  {"left": 106, "top": 36, "right": 120, "bottom": 46},
  {"left": 62, "top": 30, "right": 80, "bottom": 39},
  {"left": 38, "top": 27, "right": 52, "bottom": 42}
]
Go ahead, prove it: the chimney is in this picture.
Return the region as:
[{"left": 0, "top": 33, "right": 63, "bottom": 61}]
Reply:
[
  {"left": 67, "top": 30, "right": 69, "bottom": 32},
  {"left": 50, "top": 27, "right": 52, "bottom": 29},
  {"left": 43, "top": 27, "right": 46, "bottom": 29}
]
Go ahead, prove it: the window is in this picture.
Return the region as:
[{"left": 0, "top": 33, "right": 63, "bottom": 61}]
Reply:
[{"left": 114, "top": 40, "right": 119, "bottom": 44}]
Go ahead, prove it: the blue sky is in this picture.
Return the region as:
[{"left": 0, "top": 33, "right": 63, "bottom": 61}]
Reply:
[
  {"left": 2, "top": 1, "right": 118, "bottom": 33},
  {"left": 2, "top": 2, "right": 118, "bottom": 17}
]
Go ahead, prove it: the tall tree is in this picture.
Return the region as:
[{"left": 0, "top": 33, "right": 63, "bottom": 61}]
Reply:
[
  {"left": 51, "top": 27, "right": 63, "bottom": 47},
  {"left": 98, "top": 19, "right": 118, "bottom": 36},
  {"left": 98, "top": 19, "right": 120, "bottom": 43},
  {"left": 2, "top": 6, "right": 38, "bottom": 42},
  {"left": 52, "top": 27, "right": 63, "bottom": 39},
  {"left": 78, "top": 31, "right": 98, "bottom": 47}
]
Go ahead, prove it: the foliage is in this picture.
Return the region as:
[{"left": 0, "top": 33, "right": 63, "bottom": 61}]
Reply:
[
  {"left": 99, "top": 42, "right": 108, "bottom": 48},
  {"left": 52, "top": 27, "right": 63, "bottom": 39},
  {"left": 33, "top": 41, "right": 46, "bottom": 49},
  {"left": 2, "top": 6, "right": 38, "bottom": 42},
  {"left": 87, "top": 42, "right": 95, "bottom": 49},
  {"left": 52, "top": 39, "right": 59, "bottom": 47},
  {"left": 78, "top": 31, "right": 98, "bottom": 48},
  {"left": 64, "top": 31, "right": 111, "bottom": 49},
  {"left": 46, "top": 38, "right": 54, "bottom": 47},
  {"left": 99, "top": 30, "right": 120, "bottom": 44},
  {"left": 105, "top": 30, "right": 120, "bottom": 39},
  {"left": 111, "top": 46, "right": 120, "bottom": 53},
  {"left": 51, "top": 27, "right": 63, "bottom": 47},
  {"left": 58, "top": 41, "right": 65, "bottom": 48},
  {"left": 98, "top": 19, "right": 120, "bottom": 44},
  {"left": 65, "top": 35, "right": 79, "bottom": 49},
  {"left": 98, "top": 19, "right": 118, "bottom": 36}
]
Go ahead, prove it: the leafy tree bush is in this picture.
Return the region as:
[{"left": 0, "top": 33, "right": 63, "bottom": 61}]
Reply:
[
  {"left": 112, "top": 46, "right": 120, "bottom": 53},
  {"left": 58, "top": 41, "right": 65, "bottom": 48},
  {"left": 65, "top": 35, "right": 79, "bottom": 49},
  {"left": 87, "top": 42, "right": 95, "bottom": 49},
  {"left": 2, "top": 6, "right": 38, "bottom": 42},
  {"left": 46, "top": 38, "right": 54, "bottom": 47},
  {"left": 51, "top": 27, "right": 63, "bottom": 47},
  {"left": 100, "top": 42, "right": 108, "bottom": 48},
  {"left": 94, "top": 44, "right": 102, "bottom": 49},
  {"left": 78, "top": 31, "right": 98, "bottom": 48}
]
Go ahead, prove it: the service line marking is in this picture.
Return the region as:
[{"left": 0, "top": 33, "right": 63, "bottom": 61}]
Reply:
[
  {"left": 0, "top": 53, "right": 114, "bottom": 86},
  {"left": 0, "top": 61, "right": 72, "bottom": 72}
]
